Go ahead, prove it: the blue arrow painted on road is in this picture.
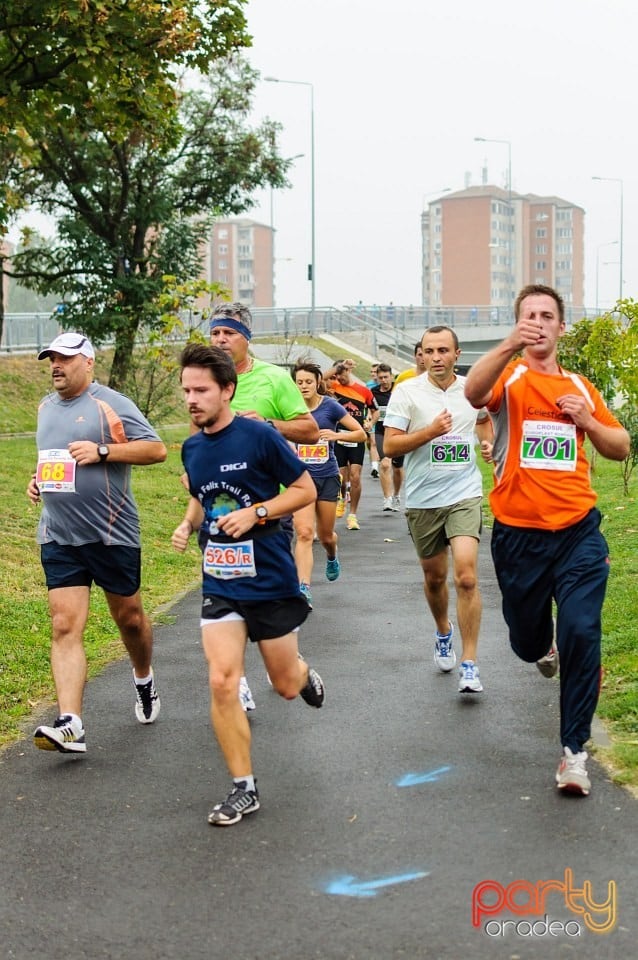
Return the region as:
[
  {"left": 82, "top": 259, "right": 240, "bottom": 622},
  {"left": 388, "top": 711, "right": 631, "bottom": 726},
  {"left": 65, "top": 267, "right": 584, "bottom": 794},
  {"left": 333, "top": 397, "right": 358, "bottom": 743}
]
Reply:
[
  {"left": 395, "top": 766, "right": 452, "bottom": 787},
  {"left": 324, "top": 871, "right": 429, "bottom": 898}
]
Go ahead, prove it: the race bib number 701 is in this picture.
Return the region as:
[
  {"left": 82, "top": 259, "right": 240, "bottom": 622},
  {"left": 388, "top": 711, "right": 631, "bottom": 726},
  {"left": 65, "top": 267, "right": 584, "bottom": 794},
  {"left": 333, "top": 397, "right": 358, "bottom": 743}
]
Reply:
[{"left": 520, "top": 420, "right": 577, "bottom": 471}]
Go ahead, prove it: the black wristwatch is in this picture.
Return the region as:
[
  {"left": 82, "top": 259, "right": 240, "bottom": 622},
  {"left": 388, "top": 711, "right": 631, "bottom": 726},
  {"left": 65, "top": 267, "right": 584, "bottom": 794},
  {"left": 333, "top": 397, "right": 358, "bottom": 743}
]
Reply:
[
  {"left": 97, "top": 444, "right": 110, "bottom": 462},
  {"left": 254, "top": 503, "right": 268, "bottom": 524}
]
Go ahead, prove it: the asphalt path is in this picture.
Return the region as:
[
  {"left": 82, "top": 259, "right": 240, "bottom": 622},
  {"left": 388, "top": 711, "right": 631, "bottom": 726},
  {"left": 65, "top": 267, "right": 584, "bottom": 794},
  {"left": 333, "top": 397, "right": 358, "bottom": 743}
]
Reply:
[{"left": 1, "top": 477, "right": 636, "bottom": 960}]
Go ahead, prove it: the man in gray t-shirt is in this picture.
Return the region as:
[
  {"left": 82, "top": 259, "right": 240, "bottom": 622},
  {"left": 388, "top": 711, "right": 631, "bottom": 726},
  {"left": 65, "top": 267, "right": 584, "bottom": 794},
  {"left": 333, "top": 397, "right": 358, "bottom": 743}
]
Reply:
[{"left": 27, "top": 332, "right": 167, "bottom": 755}]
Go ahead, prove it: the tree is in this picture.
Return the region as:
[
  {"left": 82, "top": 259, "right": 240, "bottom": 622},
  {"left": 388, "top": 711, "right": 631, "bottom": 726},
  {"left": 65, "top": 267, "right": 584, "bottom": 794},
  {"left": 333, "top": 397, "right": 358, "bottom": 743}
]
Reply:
[
  {"left": 0, "top": 1, "right": 252, "bottom": 344},
  {"left": 0, "top": 1, "right": 250, "bottom": 143},
  {"left": 559, "top": 300, "right": 638, "bottom": 493},
  {"left": 6, "top": 57, "right": 289, "bottom": 388}
]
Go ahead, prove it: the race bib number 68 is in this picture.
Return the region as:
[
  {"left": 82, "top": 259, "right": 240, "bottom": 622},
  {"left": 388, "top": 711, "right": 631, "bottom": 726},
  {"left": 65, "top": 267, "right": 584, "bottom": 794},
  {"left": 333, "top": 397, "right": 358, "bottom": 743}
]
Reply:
[{"left": 36, "top": 449, "right": 77, "bottom": 492}]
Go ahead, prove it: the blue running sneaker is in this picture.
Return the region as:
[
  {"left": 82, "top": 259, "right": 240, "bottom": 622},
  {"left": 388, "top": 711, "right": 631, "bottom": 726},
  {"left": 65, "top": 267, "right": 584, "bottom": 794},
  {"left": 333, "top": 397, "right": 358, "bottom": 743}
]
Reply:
[
  {"left": 458, "top": 660, "right": 483, "bottom": 693},
  {"left": 326, "top": 556, "right": 341, "bottom": 581},
  {"left": 434, "top": 622, "right": 457, "bottom": 672},
  {"left": 299, "top": 582, "right": 313, "bottom": 609}
]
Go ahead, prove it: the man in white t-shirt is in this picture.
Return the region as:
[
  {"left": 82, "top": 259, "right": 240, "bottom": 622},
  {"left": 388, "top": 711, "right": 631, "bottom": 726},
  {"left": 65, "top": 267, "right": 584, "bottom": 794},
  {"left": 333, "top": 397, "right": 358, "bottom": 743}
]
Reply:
[{"left": 383, "top": 326, "right": 492, "bottom": 694}]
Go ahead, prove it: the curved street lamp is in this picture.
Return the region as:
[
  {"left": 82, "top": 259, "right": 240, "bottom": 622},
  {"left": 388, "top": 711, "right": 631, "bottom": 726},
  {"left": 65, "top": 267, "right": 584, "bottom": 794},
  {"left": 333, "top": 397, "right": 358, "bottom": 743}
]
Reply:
[
  {"left": 265, "top": 76, "right": 315, "bottom": 323},
  {"left": 592, "top": 176, "right": 624, "bottom": 302},
  {"left": 475, "top": 136, "right": 513, "bottom": 307}
]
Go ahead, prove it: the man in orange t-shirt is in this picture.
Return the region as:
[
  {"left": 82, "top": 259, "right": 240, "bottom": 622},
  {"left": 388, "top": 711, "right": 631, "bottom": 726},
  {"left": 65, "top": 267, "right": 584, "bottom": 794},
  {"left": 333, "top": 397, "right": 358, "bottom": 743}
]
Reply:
[{"left": 465, "top": 284, "right": 629, "bottom": 798}]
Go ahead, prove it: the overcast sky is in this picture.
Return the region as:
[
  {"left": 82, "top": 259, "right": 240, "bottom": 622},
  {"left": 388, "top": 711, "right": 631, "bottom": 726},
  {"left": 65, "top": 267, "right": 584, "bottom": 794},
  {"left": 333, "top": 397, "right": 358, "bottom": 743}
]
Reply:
[{"left": 245, "top": 0, "right": 637, "bottom": 312}]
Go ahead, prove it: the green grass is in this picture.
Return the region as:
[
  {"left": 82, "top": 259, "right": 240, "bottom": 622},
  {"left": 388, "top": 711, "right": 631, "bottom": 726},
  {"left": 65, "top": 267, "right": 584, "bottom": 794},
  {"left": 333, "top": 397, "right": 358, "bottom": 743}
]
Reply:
[{"left": 1, "top": 347, "right": 636, "bottom": 789}]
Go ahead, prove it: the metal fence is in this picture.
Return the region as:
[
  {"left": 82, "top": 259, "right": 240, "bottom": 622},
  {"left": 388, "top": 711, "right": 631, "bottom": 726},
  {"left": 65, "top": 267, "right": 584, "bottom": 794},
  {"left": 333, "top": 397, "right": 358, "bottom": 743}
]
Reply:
[{"left": 1, "top": 303, "right": 600, "bottom": 358}]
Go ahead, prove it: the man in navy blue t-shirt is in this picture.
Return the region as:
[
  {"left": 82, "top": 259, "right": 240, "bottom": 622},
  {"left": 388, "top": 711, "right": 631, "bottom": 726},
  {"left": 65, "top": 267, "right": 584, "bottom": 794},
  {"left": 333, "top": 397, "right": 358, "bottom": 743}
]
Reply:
[{"left": 172, "top": 344, "right": 325, "bottom": 827}]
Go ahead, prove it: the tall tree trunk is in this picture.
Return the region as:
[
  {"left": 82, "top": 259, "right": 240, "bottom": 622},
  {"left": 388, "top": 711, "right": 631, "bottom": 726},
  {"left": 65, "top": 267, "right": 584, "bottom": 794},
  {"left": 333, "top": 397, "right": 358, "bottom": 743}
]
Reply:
[
  {"left": 0, "top": 247, "right": 5, "bottom": 349},
  {"left": 108, "top": 323, "right": 138, "bottom": 390}
]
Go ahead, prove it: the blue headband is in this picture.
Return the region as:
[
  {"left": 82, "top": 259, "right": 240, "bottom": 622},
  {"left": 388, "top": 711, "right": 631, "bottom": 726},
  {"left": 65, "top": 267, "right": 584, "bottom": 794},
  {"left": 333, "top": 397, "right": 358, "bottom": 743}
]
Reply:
[{"left": 209, "top": 316, "right": 252, "bottom": 341}]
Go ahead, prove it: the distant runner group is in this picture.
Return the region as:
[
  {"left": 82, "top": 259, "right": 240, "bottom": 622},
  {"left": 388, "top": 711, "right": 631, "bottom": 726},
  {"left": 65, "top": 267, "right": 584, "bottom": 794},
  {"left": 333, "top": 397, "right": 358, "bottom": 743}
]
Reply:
[{"left": 27, "top": 283, "right": 629, "bottom": 822}]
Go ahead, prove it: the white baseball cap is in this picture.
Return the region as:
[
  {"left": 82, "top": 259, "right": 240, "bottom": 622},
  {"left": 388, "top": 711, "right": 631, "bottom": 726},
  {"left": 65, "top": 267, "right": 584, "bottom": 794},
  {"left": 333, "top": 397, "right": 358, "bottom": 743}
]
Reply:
[{"left": 38, "top": 332, "right": 95, "bottom": 360}]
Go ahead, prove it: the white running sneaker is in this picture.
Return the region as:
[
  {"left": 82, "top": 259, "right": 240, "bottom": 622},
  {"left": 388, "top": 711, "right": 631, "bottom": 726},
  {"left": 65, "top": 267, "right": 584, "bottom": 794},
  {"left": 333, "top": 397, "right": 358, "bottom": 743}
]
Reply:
[
  {"left": 556, "top": 747, "right": 590, "bottom": 796},
  {"left": 134, "top": 667, "right": 161, "bottom": 723},
  {"left": 434, "top": 622, "right": 457, "bottom": 672},
  {"left": 239, "top": 676, "right": 256, "bottom": 712},
  {"left": 458, "top": 660, "right": 483, "bottom": 693},
  {"left": 33, "top": 715, "right": 86, "bottom": 753},
  {"left": 391, "top": 495, "right": 401, "bottom": 511},
  {"left": 383, "top": 497, "right": 393, "bottom": 511}
]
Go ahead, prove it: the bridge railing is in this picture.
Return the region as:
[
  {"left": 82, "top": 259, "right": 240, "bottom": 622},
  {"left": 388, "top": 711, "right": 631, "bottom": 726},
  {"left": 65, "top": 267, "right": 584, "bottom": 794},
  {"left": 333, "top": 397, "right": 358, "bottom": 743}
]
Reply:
[{"left": 0, "top": 303, "right": 601, "bottom": 355}]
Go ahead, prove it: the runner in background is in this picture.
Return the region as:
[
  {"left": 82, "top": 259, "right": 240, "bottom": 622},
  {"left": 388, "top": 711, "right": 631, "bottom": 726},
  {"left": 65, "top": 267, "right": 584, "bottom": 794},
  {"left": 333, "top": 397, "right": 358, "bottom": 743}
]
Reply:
[
  {"left": 371, "top": 363, "right": 404, "bottom": 512},
  {"left": 291, "top": 361, "right": 366, "bottom": 606},
  {"left": 324, "top": 360, "right": 378, "bottom": 531}
]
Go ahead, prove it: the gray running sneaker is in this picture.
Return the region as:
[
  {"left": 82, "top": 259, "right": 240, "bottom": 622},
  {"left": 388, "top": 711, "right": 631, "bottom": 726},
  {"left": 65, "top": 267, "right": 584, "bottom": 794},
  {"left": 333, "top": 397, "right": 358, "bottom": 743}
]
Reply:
[
  {"left": 208, "top": 780, "right": 260, "bottom": 826},
  {"left": 556, "top": 747, "right": 590, "bottom": 796},
  {"left": 434, "top": 622, "right": 457, "bottom": 672}
]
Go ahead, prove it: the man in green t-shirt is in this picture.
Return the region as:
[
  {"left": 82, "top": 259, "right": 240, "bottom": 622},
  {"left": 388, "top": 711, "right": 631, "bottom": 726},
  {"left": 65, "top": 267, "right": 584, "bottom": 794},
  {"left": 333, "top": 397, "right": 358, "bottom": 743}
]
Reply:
[{"left": 209, "top": 302, "right": 319, "bottom": 443}]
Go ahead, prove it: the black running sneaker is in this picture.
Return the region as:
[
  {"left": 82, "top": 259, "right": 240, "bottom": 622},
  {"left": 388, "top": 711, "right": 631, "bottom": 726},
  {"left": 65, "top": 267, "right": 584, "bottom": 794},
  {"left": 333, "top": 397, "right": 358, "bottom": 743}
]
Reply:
[
  {"left": 299, "top": 666, "right": 325, "bottom": 708},
  {"left": 134, "top": 668, "right": 161, "bottom": 723},
  {"left": 208, "top": 781, "right": 260, "bottom": 826}
]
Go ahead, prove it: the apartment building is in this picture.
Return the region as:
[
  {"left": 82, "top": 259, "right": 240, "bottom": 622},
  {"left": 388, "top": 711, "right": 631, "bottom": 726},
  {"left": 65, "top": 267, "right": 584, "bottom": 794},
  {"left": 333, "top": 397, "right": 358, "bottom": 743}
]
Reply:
[
  {"left": 421, "top": 186, "right": 584, "bottom": 309},
  {"left": 205, "top": 218, "right": 274, "bottom": 308}
]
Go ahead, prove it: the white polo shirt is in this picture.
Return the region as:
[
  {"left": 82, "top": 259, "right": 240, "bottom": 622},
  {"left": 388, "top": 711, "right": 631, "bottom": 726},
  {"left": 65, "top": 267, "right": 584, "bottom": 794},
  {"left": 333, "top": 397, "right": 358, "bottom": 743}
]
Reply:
[{"left": 384, "top": 373, "right": 485, "bottom": 509}]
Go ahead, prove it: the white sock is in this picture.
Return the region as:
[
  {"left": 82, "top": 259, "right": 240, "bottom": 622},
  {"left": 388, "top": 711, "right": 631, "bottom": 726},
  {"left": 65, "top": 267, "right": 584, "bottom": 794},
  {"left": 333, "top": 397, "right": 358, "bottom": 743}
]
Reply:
[
  {"left": 63, "top": 712, "right": 82, "bottom": 727},
  {"left": 134, "top": 671, "right": 153, "bottom": 685},
  {"left": 235, "top": 775, "right": 255, "bottom": 792}
]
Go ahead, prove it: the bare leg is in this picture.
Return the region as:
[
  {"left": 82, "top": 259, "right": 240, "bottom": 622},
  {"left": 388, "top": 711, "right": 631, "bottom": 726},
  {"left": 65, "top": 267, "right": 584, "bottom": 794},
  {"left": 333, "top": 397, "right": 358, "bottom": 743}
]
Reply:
[
  {"left": 449, "top": 535, "right": 482, "bottom": 662},
  {"left": 419, "top": 551, "right": 450, "bottom": 636},
  {"left": 47, "top": 585, "right": 91, "bottom": 716},
  {"left": 380, "top": 457, "right": 392, "bottom": 498},
  {"left": 202, "top": 620, "right": 252, "bottom": 778},
  {"left": 105, "top": 589, "right": 154, "bottom": 678},
  {"left": 293, "top": 501, "right": 317, "bottom": 584},
  {"left": 348, "top": 463, "right": 363, "bottom": 514},
  {"left": 259, "top": 632, "right": 309, "bottom": 698},
  {"left": 316, "top": 499, "right": 338, "bottom": 560}
]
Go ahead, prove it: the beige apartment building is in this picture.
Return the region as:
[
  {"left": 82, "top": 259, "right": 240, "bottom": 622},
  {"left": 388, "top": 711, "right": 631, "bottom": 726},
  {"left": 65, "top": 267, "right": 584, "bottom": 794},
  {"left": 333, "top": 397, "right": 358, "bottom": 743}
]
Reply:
[
  {"left": 205, "top": 218, "right": 274, "bottom": 308},
  {"left": 421, "top": 185, "right": 584, "bottom": 309}
]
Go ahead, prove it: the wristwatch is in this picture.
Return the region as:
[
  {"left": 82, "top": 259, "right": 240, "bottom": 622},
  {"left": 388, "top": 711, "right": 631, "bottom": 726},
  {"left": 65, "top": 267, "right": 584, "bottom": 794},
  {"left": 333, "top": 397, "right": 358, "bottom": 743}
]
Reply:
[
  {"left": 254, "top": 503, "right": 268, "bottom": 524},
  {"left": 97, "top": 443, "right": 110, "bottom": 461}
]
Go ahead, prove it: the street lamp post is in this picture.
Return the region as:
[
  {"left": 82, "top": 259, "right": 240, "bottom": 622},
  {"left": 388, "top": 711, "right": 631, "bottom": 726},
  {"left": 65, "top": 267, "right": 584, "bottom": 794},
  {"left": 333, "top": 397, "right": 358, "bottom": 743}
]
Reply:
[
  {"left": 265, "top": 77, "right": 315, "bottom": 323},
  {"left": 592, "top": 176, "right": 624, "bottom": 302},
  {"left": 595, "top": 240, "right": 619, "bottom": 313},
  {"left": 475, "top": 137, "right": 513, "bottom": 309}
]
